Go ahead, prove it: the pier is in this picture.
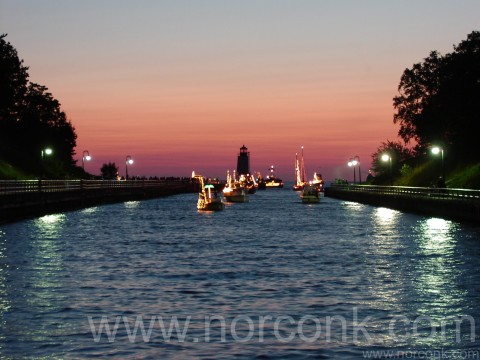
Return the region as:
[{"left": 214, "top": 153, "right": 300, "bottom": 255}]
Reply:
[
  {"left": 325, "top": 184, "right": 480, "bottom": 223},
  {"left": 0, "top": 179, "right": 194, "bottom": 224}
]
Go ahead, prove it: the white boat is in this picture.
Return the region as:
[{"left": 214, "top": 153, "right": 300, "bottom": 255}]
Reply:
[
  {"left": 265, "top": 166, "right": 284, "bottom": 188},
  {"left": 194, "top": 175, "right": 225, "bottom": 211},
  {"left": 223, "top": 170, "right": 249, "bottom": 203},
  {"left": 301, "top": 184, "right": 320, "bottom": 203}
]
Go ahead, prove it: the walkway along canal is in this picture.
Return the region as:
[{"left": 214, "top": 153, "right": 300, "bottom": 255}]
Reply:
[
  {"left": 325, "top": 184, "right": 480, "bottom": 223},
  {"left": 0, "top": 179, "right": 194, "bottom": 224}
]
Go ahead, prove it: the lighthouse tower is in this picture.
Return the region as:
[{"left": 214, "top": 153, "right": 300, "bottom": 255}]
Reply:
[{"left": 236, "top": 145, "right": 250, "bottom": 175}]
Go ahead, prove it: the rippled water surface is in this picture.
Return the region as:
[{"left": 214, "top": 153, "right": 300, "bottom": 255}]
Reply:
[{"left": 1, "top": 189, "right": 480, "bottom": 359}]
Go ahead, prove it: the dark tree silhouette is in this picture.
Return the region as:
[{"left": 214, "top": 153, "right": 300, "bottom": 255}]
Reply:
[
  {"left": 0, "top": 34, "right": 29, "bottom": 121},
  {"left": 20, "top": 83, "right": 77, "bottom": 171},
  {"left": 0, "top": 34, "right": 29, "bottom": 165},
  {"left": 0, "top": 34, "right": 77, "bottom": 177},
  {"left": 393, "top": 31, "right": 480, "bottom": 160},
  {"left": 101, "top": 162, "right": 119, "bottom": 180}
]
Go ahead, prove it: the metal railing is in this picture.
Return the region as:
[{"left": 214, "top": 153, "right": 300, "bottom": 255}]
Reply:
[
  {"left": 330, "top": 184, "right": 480, "bottom": 201},
  {"left": 0, "top": 179, "right": 192, "bottom": 196}
]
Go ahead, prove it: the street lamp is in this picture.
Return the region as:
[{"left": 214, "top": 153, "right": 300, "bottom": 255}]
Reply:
[
  {"left": 353, "top": 155, "right": 361, "bottom": 183},
  {"left": 41, "top": 148, "right": 53, "bottom": 179},
  {"left": 125, "top": 155, "right": 134, "bottom": 180},
  {"left": 41, "top": 148, "right": 53, "bottom": 159},
  {"left": 381, "top": 153, "right": 392, "bottom": 185},
  {"left": 348, "top": 159, "right": 356, "bottom": 184},
  {"left": 82, "top": 150, "right": 91, "bottom": 171},
  {"left": 347, "top": 156, "right": 361, "bottom": 184},
  {"left": 431, "top": 146, "right": 445, "bottom": 181}
]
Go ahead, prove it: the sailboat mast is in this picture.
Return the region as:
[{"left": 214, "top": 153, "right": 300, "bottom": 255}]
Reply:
[
  {"left": 301, "top": 146, "right": 307, "bottom": 183},
  {"left": 295, "top": 153, "right": 298, "bottom": 185}
]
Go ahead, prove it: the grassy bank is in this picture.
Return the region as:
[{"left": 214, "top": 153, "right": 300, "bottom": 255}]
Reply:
[
  {"left": 0, "top": 160, "right": 88, "bottom": 180},
  {"left": 0, "top": 160, "right": 32, "bottom": 180},
  {"left": 379, "top": 161, "right": 480, "bottom": 189}
]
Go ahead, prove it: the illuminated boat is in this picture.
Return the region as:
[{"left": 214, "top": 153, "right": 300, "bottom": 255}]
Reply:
[
  {"left": 223, "top": 171, "right": 249, "bottom": 203},
  {"left": 223, "top": 186, "right": 249, "bottom": 202},
  {"left": 239, "top": 173, "right": 257, "bottom": 194},
  {"left": 301, "top": 184, "right": 320, "bottom": 203},
  {"left": 293, "top": 147, "right": 307, "bottom": 191},
  {"left": 311, "top": 172, "right": 324, "bottom": 192},
  {"left": 256, "top": 172, "right": 267, "bottom": 190},
  {"left": 194, "top": 175, "right": 225, "bottom": 211},
  {"left": 265, "top": 166, "right": 284, "bottom": 188}
]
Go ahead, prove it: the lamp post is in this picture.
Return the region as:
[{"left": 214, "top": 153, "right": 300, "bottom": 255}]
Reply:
[
  {"left": 41, "top": 148, "right": 53, "bottom": 179},
  {"left": 347, "top": 156, "right": 361, "bottom": 184},
  {"left": 431, "top": 146, "right": 445, "bottom": 181},
  {"left": 82, "top": 150, "right": 91, "bottom": 172},
  {"left": 354, "top": 155, "right": 361, "bottom": 183},
  {"left": 381, "top": 153, "right": 392, "bottom": 185},
  {"left": 41, "top": 148, "right": 53, "bottom": 160},
  {"left": 348, "top": 159, "right": 356, "bottom": 184},
  {"left": 125, "top": 155, "right": 134, "bottom": 180}
]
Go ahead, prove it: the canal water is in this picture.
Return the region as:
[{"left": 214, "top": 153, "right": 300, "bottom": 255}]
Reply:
[{"left": 1, "top": 188, "right": 479, "bottom": 359}]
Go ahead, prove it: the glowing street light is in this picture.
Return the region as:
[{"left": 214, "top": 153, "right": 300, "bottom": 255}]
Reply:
[
  {"left": 347, "top": 156, "right": 361, "bottom": 184},
  {"left": 381, "top": 153, "right": 393, "bottom": 185},
  {"left": 40, "top": 148, "right": 53, "bottom": 179},
  {"left": 431, "top": 146, "right": 445, "bottom": 181},
  {"left": 82, "top": 150, "right": 91, "bottom": 171},
  {"left": 348, "top": 159, "right": 356, "bottom": 184},
  {"left": 41, "top": 148, "right": 53, "bottom": 159},
  {"left": 125, "top": 155, "right": 134, "bottom": 180}
]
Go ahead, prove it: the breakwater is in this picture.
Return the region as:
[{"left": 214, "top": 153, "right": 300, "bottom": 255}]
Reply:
[
  {"left": 0, "top": 179, "right": 194, "bottom": 224},
  {"left": 325, "top": 184, "right": 480, "bottom": 223}
]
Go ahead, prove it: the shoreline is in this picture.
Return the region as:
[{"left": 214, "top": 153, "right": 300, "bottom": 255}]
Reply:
[
  {"left": 0, "top": 179, "right": 194, "bottom": 225},
  {"left": 325, "top": 184, "right": 480, "bottom": 224}
]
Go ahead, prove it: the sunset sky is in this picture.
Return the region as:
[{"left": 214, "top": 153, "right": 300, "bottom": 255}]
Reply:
[{"left": 2, "top": 1, "right": 479, "bottom": 180}]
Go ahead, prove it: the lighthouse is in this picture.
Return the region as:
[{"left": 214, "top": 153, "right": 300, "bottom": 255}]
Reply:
[{"left": 236, "top": 145, "right": 250, "bottom": 175}]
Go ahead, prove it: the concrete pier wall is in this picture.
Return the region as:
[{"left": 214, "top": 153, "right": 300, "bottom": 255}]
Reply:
[
  {"left": 0, "top": 179, "right": 194, "bottom": 224},
  {"left": 325, "top": 185, "right": 480, "bottom": 224}
]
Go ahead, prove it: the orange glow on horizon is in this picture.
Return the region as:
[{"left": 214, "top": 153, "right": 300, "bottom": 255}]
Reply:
[
  {"left": 5, "top": 1, "right": 475, "bottom": 180},
  {"left": 70, "top": 82, "right": 398, "bottom": 181}
]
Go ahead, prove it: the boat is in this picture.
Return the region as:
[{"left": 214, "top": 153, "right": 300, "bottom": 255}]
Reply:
[
  {"left": 301, "top": 184, "right": 320, "bottom": 203},
  {"left": 194, "top": 175, "right": 225, "bottom": 211},
  {"left": 264, "top": 165, "right": 284, "bottom": 188},
  {"left": 256, "top": 172, "right": 267, "bottom": 190},
  {"left": 311, "top": 172, "right": 324, "bottom": 192},
  {"left": 238, "top": 173, "right": 257, "bottom": 194},
  {"left": 223, "top": 171, "right": 249, "bottom": 203},
  {"left": 293, "top": 147, "right": 307, "bottom": 191}
]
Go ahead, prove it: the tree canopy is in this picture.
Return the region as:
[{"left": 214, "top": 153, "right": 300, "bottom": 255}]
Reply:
[
  {"left": 100, "top": 162, "right": 119, "bottom": 180},
  {"left": 0, "top": 34, "right": 77, "bottom": 178},
  {"left": 393, "top": 31, "right": 480, "bottom": 159}
]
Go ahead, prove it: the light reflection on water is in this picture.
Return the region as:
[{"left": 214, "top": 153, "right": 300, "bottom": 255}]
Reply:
[
  {"left": 80, "top": 206, "right": 98, "bottom": 215},
  {"left": 124, "top": 201, "right": 140, "bottom": 209},
  {"left": 415, "top": 218, "right": 459, "bottom": 298},
  {"left": 419, "top": 217, "right": 457, "bottom": 255},
  {"left": 0, "top": 191, "right": 479, "bottom": 359},
  {"left": 367, "top": 207, "right": 403, "bottom": 307},
  {"left": 0, "top": 230, "right": 9, "bottom": 348},
  {"left": 17, "top": 214, "right": 68, "bottom": 346},
  {"left": 412, "top": 218, "right": 466, "bottom": 317},
  {"left": 343, "top": 201, "right": 366, "bottom": 211},
  {"left": 374, "top": 207, "right": 400, "bottom": 225}
]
